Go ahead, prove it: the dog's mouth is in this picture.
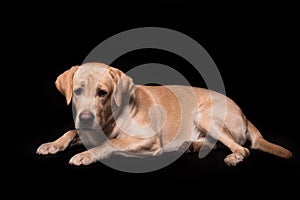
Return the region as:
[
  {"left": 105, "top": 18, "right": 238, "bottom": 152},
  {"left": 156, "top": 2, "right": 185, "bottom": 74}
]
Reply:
[
  {"left": 76, "top": 125, "right": 101, "bottom": 131},
  {"left": 76, "top": 123, "right": 102, "bottom": 132},
  {"left": 76, "top": 127, "right": 107, "bottom": 147},
  {"left": 76, "top": 127, "right": 96, "bottom": 131},
  {"left": 75, "top": 120, "right": 99, "bottom": 131}
]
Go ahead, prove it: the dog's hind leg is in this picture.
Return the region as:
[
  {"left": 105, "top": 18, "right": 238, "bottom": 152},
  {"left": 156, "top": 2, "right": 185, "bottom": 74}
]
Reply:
[
  {"left": 178, "top": 137, "right": 218, "bottom": 154},
  {"left": 195, "top": 111, "right": 250, "bottom": 166}
]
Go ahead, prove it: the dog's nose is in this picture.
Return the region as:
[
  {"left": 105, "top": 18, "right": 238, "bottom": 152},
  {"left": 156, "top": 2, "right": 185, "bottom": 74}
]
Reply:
[{"left": 79, "top": 110, "right": 95, "bottom": 126}]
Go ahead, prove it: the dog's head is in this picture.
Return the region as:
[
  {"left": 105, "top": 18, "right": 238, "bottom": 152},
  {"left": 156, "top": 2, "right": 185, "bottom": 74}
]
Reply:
[{"left": 55, "top": 62, "right": 134, "bottom": 130}]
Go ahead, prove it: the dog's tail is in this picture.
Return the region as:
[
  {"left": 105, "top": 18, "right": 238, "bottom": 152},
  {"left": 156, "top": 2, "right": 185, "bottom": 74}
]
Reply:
[{"left": 247, "top": 119, "right": 293, "bottom": 159}]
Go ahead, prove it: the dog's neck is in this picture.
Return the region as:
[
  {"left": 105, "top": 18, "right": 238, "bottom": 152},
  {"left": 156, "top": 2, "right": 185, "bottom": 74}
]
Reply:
[{"left": 102, "top": 94, "right": 137, "bottom": 139}]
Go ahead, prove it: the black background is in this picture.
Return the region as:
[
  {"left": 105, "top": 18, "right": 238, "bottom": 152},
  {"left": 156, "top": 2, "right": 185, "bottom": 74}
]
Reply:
[{"left": 7, "top": 1, "right": 299, "bottom": 197}]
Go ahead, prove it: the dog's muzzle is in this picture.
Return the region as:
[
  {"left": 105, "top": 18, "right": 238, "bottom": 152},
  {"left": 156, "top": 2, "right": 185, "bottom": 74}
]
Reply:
[{"left": 78, "top": 110, "right": 95, "bottom": 129}]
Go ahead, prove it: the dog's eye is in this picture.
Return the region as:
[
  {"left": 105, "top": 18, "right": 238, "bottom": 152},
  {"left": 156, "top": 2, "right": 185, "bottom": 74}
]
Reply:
[
  {"left": 97, "top": 90, "right": 107, "bottom": 97},
  {"left": 74, "top": 88, "right": 83, "bottom": 96}
]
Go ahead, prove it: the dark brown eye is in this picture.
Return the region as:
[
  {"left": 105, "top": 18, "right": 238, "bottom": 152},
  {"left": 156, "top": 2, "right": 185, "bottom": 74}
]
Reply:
[
  {"left": 97, "top": 90, "right": 107, "bottom": 97},
  {"left": 74, "top": 88, "right": 83, "bottom": 96}
]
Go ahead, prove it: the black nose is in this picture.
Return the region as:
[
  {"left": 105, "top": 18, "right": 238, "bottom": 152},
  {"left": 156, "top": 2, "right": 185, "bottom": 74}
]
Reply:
[{"left": 79, "top": 110, "right": 95, "bottom": 126}]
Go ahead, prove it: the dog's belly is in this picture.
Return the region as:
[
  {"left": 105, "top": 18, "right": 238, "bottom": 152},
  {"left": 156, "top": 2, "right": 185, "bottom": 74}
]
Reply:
[{"left": 146, "top": 85, "right": 203, "bottom": 152}]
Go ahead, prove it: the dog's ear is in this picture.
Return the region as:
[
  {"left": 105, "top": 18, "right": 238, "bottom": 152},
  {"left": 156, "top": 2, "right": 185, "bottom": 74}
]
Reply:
[
  {"left": 109, "top": 67, "right": 134, "bottom": 107},
  {"left": 55, "top": 66, "right": 79, "bottom": 105}
]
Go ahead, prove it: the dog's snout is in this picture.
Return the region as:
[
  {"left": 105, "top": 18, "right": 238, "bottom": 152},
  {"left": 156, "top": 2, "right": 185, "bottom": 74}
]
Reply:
[{"left": 79, "top": 110, "right": 95, "bottom": 126}]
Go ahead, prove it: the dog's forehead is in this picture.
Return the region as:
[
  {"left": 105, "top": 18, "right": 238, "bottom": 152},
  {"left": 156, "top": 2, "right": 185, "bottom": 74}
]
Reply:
[{"left": 74, "top": 63, "right": 110, "bottom": 84}]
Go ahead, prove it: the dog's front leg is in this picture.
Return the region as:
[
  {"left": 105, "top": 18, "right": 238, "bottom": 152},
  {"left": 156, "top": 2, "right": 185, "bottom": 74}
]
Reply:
[
  {"left": 69, "top": 136, "right": 162, "bottom": 166},
  {"left": 36, "top": 130, "right": 80, "bottom": 155}
]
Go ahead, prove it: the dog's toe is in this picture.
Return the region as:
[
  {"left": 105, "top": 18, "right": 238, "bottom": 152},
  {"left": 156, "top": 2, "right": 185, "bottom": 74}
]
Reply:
[
  {"left": 36, "top": 142, "right": 62, "bottom": 155},
  {"left": 224, "top": 153, "right": 244, "bottom": 166},
  {"left": 69, "top": 152, "right": 96, "bottom": 166}
]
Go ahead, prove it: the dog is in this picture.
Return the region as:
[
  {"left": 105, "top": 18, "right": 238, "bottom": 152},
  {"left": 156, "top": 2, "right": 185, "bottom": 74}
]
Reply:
[{"left": 36, "top": 62, "right": 293, "bottom": 166}]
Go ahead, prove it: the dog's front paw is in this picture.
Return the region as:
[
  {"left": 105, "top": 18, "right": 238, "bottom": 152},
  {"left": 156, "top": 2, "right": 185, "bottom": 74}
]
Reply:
[
  {"left": 69, "top": 151, "right": 97, "bottom": 166},
  {"left": 36, "top": 142, "right": 64, "bottom": 155}
]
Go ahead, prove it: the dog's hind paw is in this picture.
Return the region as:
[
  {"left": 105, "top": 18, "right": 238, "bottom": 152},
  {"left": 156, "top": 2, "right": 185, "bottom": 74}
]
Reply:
[
  {"left": 224, "top": 153, "right": 244, "bottom": 166},
  {"left": 178, "top": 141, "right": 193, "bottom": 153}
]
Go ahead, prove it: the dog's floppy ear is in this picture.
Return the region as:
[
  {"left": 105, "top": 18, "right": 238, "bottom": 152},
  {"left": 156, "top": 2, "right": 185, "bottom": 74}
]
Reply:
[
  {"left": 55, "top": 66, "right": 79, "bottom": 105},
  {"left": 109, "top": 67, "right": 134, "bottom": 107}
]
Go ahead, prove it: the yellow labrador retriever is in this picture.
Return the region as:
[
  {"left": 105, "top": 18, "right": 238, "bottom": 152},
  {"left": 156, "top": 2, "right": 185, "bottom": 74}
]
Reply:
[{"left": 36, "top": 62, "right": 293, "bottom": 166}]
